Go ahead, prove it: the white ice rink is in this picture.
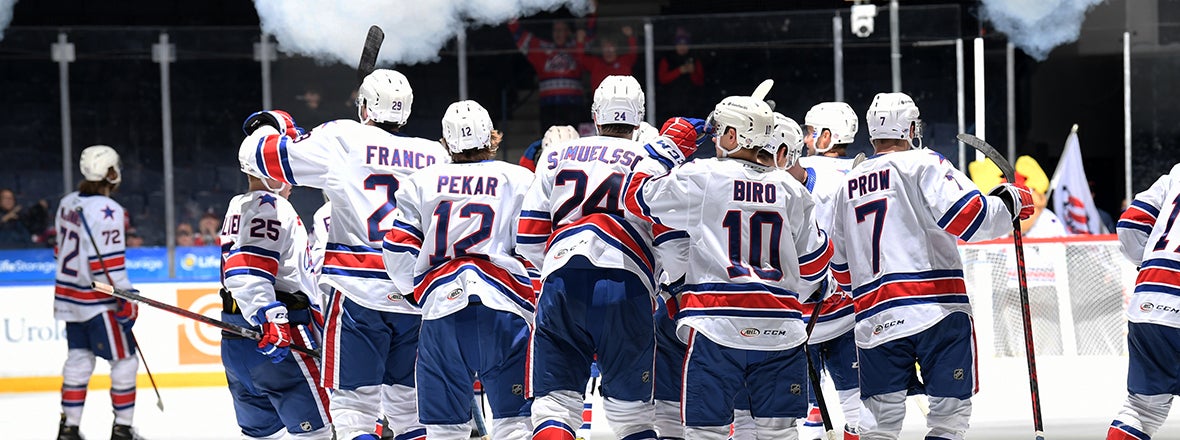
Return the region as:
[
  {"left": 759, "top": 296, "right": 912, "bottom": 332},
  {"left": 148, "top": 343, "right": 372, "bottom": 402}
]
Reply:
[{"left": 3, "top": 356, "right": 1178, "bottom": 439}]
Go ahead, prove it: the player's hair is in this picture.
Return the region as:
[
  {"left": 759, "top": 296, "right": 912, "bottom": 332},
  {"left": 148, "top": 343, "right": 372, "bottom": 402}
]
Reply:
[
  {"left": 373, "top": 120, "right": 403, "bottom": 134},
  {"left": 598, "top": 123, "right": 636, "bottom": 138},
  {"left": 447, "top": 130, "right": 502, "bottom": 163},
  {"left": 77, "top": 168, "right": 119, "bottom": 196},
  {"left": 871, "top": 138, "right": 910, "bottom": 150}
]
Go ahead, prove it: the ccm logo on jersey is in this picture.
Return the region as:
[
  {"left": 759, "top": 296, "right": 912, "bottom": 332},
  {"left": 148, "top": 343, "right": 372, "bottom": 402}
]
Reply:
[
  {"left": 733, "top": 180, "right": 777, "bottom": 204},
  {"left": 1140, "top": 302, "right": 1180, "bottom": 313},
  {"left": 873, "top": 319, "right": 905, "bottom": 335},
  {"left": 847, "top": 169, "right": 892, "bottom": 199},
  {"left": 739, "top": 328, "right": 786, "bottom": 337}
]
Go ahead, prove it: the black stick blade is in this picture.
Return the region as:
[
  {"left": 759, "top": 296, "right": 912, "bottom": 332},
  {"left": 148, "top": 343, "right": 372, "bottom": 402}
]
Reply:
[
  {"left": 357, "top": 25, "right": 384, "bottom": 85},
  {"left": 957, "top": 133, "right": 1016, "bottom": 184}
]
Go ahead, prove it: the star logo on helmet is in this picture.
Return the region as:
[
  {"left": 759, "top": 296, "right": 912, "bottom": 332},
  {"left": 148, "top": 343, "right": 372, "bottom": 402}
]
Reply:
[
  {"left": 101, "top": 206, "right": 116, "bottom": 220},
  {"left": 259, "top": 194, "right": 277, "bottom": 208}
]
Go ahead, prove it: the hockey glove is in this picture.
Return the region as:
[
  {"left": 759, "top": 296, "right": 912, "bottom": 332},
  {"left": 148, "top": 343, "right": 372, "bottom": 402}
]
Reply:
[
  {"left": 114, "top": 297, "right": 138, "bottom": 332},
  {"left": 254, "top": 302, "right": 292, "bottom": 363},
  {"left": 242, "top": 110, "right": 303, "bottom": 138},
  {"left": 988, "top": 183, "right": 1035, "bottom": 221},
  {"left": 659, "top": 117, "right": 700, "bottom": 159}
]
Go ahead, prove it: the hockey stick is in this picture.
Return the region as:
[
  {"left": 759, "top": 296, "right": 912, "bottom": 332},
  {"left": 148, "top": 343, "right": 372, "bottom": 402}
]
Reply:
[
  {"left": 750, "top": 79, "right": 774, "bottom": 101},
  {"left": 956, "top": 133, "right": 1046, "bottom": 440},
  {"left": 75, "top": 207, "right": 164, "bottom": 411},
  {"left": 357, "top": 25, "right": 385, "bottom": 85},
  {"left": 91, "top": 281, "right": 322, "bottom": 359},
  {"left": 803, "top": 293, "right": 837, "bottom": 440},
  {"left": 470, "top": 394, "right": 489, "bottom": 440}
]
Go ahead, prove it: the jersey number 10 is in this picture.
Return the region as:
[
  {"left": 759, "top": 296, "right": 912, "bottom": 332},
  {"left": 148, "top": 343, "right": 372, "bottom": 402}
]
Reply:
[{"left": 721, "top": 210, "right": 784, "bottom": 281}]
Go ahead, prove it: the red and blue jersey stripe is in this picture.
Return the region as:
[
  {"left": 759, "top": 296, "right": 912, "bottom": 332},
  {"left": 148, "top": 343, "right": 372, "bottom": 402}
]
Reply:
[
  {"left": 383, "top": 219, "right": 423, "bottom": 257},
  {"left": 255, "top": 135, "right": 298, "bottom": 185},
  {"left": 937, "top": 190, "right": 988, "bottom": 241},
  {"left": 54, "top": 279, "right": 116, "bottom": 306},
  {"left": 676, "top": 282, "right": 804, "bottom": 321},
  {"left": 799, "top": 232, "right": 834, "bottom": 282},
  {"left": 413, "top": 257, "right": 536, "bottom": 311},
  {"left": 517, "top": 210, "right": 554, "bottom": 246},
  {"left": 88, "top": 251, "right": 125, "bottom": 274},
  {"left": 548, "top": 213, "right": 656, "bottom": 285},
  {"left": 1118, "top": 199, "right": 1159, "bottom": 235},
  {"left": 223, "top": 245, "right": 280, "bottom": 283},
  {"left": 831, "top": 261, "right": 852, "bottom": 293},
  {"left": 799, "top": 294, "right": 855, "bottom": 324},
  {"left": 323, "top": 242, "right": 389, "bottom": 280},
  {"left": 851, "top": 269, "right": 968, "bottom": 320},
  {"left": 1133, "top": 258, "right": 1180, "bottom": 296}
]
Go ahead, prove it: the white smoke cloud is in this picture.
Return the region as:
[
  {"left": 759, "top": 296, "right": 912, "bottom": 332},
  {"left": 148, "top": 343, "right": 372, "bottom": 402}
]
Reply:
[
  {"left": 980, "top": 0, "right": 1103, "bottom": 61},
  {"left": 0, "top": 0, "right": 18, "bottom": 42},
  {"left": 253, "top": 0, "right": 588, "bottom": 66}
]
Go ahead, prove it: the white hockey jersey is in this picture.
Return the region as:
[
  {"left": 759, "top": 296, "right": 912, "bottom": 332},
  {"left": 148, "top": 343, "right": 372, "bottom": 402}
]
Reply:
[
  {"left": 1117, "top": 163, "right": 1180, "bottom": 329},
  {"left": 220, "top": 191, "right": 319, "bottom": 321},
  {"left": 829, "top": 149, "right": 1013, "bottom": 349},
  {"left": 517, "top": 135, "right": 674, "bottom": 295},
  {"left": 53, "top": 192, "right": 133, "bottom": 322},
  {"left": 796, "top": 155, "right": 858, "bottom": 344},
  {"left": 309, "top": 201, "right": 331, "bottom": 282},
  {"left": 240, "top": 119, "right": 450, "bottom": 313},
  {"left": 382, "top": 160, "right": 536, "bottom": 322},
  {"left": 628, "top": 158, "right": 833, "bottom": 351}
]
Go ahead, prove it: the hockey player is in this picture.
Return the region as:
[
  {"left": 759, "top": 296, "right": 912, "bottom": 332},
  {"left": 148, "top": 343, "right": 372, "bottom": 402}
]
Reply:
[
  {"left": 518, "top": 75, "right": 669, "bottom": 440},
  {"left": 793, "top": 104, "right": 865, "bottom": 440},
  {"left": 381, "top": 100, "right": 534, "bottom": 439},
  {"left": 54, "top": 145, "right": 143, "bottom": 440},
  {"left": 827, "top": 93, "right": 1033, "bottom": 440},
  {"left": 1107, "top": 164, "right": 1180, "bottom": 440},
  {"left": 626, "top": 96, "right": 834, "bottom": 440},
  {"left": 220, "top": 123, "right": 332, "bottom": 439},
  {"left": 238, "top": 69, "right": 450, "bottom": 440}
]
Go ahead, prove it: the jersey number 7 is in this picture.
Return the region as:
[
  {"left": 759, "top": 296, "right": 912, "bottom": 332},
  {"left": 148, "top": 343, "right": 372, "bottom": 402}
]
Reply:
[{"left": 855, "top": 199, "right": 888, "bottom": 275}]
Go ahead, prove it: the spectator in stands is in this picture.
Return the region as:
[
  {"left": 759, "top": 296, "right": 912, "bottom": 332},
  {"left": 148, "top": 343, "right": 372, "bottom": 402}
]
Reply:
[
  {"left": 22, "top": 199, "right": 52, "bottom": 246},
  {"left": 575, "top": 26, "right": 638, "bottom": 91},
  {"left": 0, "top": 188, "right": 30, "bottom": 248},
  {"left": 176, "top": 222, "right": 195, "bottom": 247},
  {"left": 1090, "top": 180, "right": 1115, "bottom": 233},
  {"left": 657, "top": 27, "right": 705, "bottom": 119},
  {"left": 508, "top": 14, "right": 596, "bottom": 130},
  {"left": 126, "top": 227, "right": 144, "bottom": 248},
  {"left": 195, "top": 212, "right": 220, "bottom": 246}
]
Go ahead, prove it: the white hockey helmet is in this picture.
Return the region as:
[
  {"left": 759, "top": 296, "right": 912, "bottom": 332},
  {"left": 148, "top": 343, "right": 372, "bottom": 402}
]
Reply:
[
  {"left": 591, "top": 75, "right": 644, "bottom": 127},
  {"left": 804, "top": 102, "right": 859, "bottom": 152},
  {"left": 707, "top": 95, "right": 774, "bottom": 156},
  {"left": 866, "top": 92, "right": 921, "bottom": 143},
  {"left": 357, "top": 69, "right": 413, "bottom": 126},
  {"left": 770, "top": 112, "right": 805, "bottom": 168},
  {"left": 541, "top": 125, "right": 579, "bottom": 152},
  {"left": 632, "top": 121, "right": 659, "bottom": 144},
  {"left": 441, "top": 100, "right": 494, "bottom": 153},
  {"left": 79, "top": 145, "right": 122, "bottom": 184}
]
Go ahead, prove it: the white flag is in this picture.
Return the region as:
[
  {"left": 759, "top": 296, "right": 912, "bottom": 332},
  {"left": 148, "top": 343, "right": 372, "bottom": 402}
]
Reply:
[{"left": 1049, "top": 130, "right": 1104, "bottom": 234}]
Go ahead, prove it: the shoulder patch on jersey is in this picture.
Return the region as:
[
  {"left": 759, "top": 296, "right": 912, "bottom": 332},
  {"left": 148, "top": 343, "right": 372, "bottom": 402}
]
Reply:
[
  {"left": 101, "top": 205, "right": 116, "bottom": 220},
  {"left": 259, "top": 193, "right": 278, "bottom": 208}
]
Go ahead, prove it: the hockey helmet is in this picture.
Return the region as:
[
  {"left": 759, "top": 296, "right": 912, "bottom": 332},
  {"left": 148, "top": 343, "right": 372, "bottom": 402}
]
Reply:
[
  {"left": 866, "top": 92, "right": 921, "bottom": 144},
  {"left": 79, "top": 145, "right": 122, "bottom": 184},
  {"left": 804, "top": 102, "right": 859, "bottom": 152},
  {"left": 707, "top": 95, "right": 774, "bottom": 157},
  {"left": 770, "top": 112, "right": 805, "bottom": 168},
  {"left": 592, "top": 75, "right": 644, "bottom": 128},
  {"left": 357, "top": 69, "right": 413, "bottom": 126},
  {"left": 541, "top": 125, "right": 579, "bottom": 153},
  {"left": 441, "top": 100, "right": 494, "bottom": 153}
]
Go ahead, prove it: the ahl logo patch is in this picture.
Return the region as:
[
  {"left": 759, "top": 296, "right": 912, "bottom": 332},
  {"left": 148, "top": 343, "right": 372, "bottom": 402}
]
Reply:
[
  {"left": 1140, "top": 302, "right": 1155, "bottom": 312},
  {"left": 790, "top": 383, "right": 802, "bottom": 395},
  {"left": 740, "top": 328, "right": 761, "bottom": 337},
  {"left": 446, "top": 288, "right": 463, "bottom": 300},
  {"left": 387, "top": 293, "right": 404, "bottom": 302},
  {"left": 953, "top": 368, "right": 964, "bottom": 381}
]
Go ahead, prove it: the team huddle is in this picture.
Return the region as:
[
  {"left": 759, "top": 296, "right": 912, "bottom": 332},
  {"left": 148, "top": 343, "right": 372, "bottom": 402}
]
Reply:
[{"left": 50, "top": 68, "right": 1178, "bottom": 440}]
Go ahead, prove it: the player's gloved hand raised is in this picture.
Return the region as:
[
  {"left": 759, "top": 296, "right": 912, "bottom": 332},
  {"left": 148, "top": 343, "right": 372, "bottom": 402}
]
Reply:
[
  {"left": 242, "top": 110, "right": 303, "bottom": 138},
  {"left": 114, "top": 297, "right": 138, "bottom": 332},
  {"left": 253, "top": 302, "right": 292, "bottom": 363},
  {"left": 989, "top": 183, "right": 1035, "bottom": 221},
  {"left": 660, "top": 117, "right": 700, "bottom": 159}
]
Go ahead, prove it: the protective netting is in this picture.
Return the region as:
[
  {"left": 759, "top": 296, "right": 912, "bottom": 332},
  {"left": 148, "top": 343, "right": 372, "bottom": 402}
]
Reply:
[{"left": 960, "top": 236, "right": 1137, "bottom": 358}]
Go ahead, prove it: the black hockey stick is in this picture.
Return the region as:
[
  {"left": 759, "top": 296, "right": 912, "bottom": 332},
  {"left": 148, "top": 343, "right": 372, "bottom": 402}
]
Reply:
[
  {"left": 803, "top": 293, "right": 837, "bottom": 440},
  {"left": 91, "top": 281, "right": 322, "bottom": 359},
  {"left": 357, "top": 25, "right": 385, "bottom": 85},
  {"left": 956, "top": 133, "right": 1045, "bottom": 440},
  {"left": 75, "top": 207, "right": 164, "bottom": 411}
]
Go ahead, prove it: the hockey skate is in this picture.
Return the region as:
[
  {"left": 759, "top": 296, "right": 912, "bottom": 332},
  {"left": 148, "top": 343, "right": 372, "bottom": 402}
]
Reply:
[
  {"left": 56, "top": 413, "right": 83, "bottom": 440},
  {"left": 110, "top": 424, "right": 143, "bottom": 440}
]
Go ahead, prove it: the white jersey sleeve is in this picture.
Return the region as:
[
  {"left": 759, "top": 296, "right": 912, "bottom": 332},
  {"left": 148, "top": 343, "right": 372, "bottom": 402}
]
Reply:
[
  {"left": 53, "top": 193, "right": 132, "bottom": 322},
  {"left": 309, "top": 201, "right": 331, "bottom": 279},
  {"left": 382, "top": 177, "right": 426, "bottom": 296},
  {"left": 516, "top": 164, "right": 554, "bottom": 268},
  {"left": 1117, "top": 164, "right": 1180, "bottom": 329},
  {"left": 222, "top": 191, "right": 318, "bottom": 323}
]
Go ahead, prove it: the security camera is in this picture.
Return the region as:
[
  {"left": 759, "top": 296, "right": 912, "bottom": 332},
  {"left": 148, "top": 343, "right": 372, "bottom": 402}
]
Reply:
[{"left": 851, "top": 4, "right": 878, "bottom": 38}]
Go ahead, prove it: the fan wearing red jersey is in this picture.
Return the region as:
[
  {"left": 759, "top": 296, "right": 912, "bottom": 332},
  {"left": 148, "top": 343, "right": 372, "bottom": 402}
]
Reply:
[{"left": 827, "top": 93, "right": 1033, "bottom": 440}]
